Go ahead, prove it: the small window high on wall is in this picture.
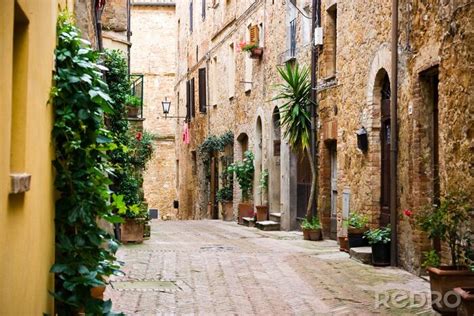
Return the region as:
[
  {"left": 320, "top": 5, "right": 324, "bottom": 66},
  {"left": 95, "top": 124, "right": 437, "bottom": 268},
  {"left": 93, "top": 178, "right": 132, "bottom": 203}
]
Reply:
[
  {"left": 198, "top": 68, "right": 207, "bottom": 113},
  {"left": 326, "top": 4, "right": 337, "bottom": 77}
]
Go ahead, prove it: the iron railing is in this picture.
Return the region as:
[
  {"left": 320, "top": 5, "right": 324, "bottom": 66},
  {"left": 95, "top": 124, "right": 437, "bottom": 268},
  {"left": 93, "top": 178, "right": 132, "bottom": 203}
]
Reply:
[
  {"left": 130, "top": 74, "right": 144, "bottom": 119},
  {"left": 289, "top": 18, "right": 297, "bottom": 59}
]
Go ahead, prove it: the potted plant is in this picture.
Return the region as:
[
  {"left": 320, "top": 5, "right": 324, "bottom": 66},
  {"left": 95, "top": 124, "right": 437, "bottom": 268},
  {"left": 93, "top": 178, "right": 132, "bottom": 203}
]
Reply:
[
  {"left": 347, "top": 212, "right": 369, "bottom": 248},
  {"left": 365, "top": 226, "right": 391, "bottom": 266},
  {"left": 239, "top": 40, "right": 263, "bottom": 59},
  {"left": 216, "top": 186, "right": 233, "bottom": 221},
  {"left": 301, "top": 217, "right": 322, "bottom": 241},
  {"left": 274, "top": 63, "right": 319, "bottom": 233},
  {"left": 114, "top": 195, "right": 147, "bottom": 243},
  {"left": 126, "top": 94, "right": 141, "bottom": 118},
  {"left": 228, "top": 151, "right": 255, "bottom": 224},
  {"left": 255, "top": 169, "right": 269, "bottom": 222},
  {"left": 414, "top": 191, "right": 474, "bottom": 314}
]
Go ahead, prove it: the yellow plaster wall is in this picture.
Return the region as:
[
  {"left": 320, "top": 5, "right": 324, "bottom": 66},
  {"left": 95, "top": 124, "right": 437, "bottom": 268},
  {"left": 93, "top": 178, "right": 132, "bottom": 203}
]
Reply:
[{"left": 0, "top": 0, "right": 62, "bottom": 314}]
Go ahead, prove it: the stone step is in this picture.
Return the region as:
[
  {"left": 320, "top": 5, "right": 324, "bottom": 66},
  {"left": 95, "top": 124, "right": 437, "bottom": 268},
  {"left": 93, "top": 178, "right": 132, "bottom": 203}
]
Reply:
[
  {"left": 269, "top": 212, "right": 281, "bottom": 223},
  {"left": 255, "top": 220, "right": 280, "bottom": 231},
  {"left": 242, "top": 217, "right": 256, "bottom": 228},
  {"left": 349, "top": 246, "right": 372, "bottom": 265}
]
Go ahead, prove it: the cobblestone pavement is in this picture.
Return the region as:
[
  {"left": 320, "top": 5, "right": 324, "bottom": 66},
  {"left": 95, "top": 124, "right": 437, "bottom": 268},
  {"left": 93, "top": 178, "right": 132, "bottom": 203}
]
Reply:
[{"left": 106, "top": 220, "right": 435, "bottom": 315}]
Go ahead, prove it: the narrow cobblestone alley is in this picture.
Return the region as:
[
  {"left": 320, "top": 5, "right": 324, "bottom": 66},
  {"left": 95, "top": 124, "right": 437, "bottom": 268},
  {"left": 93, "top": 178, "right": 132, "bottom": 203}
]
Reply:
[{"left": 106, "top": 220, "right": 434, "bottom": 315}]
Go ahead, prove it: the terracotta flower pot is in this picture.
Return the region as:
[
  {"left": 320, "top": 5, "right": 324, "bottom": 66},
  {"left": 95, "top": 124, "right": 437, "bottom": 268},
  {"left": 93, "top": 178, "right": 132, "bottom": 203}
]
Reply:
[
  {"left": 454, "top": 287, "right": 474, "bottom": 316},
  {"left": 255, "top": 205, "right": 268, "bottom": 222},
  {"left": 238, "top": 203, "right": 254, "bottom": 224},
  {"left": 427, "top": 267, "right": 474, "bottom": 314},
  {"left": 120, "top": 218, "right": 144, "bottom": 243},
  {"left": 90, "top": 285, "right": 106, "bottom": 300},
  {"left": 127, "top": 106, "right": 139, "bottom": 118},
  {"left": 250, "top": 47, "right": 263, "bottom": 59},
  {"left": 221, "top": 202, "right": 234, "bottom": 221},
  {"left": 339, "top": 236, "right": 349, "bottom": 252},
  {"left": 303, "top": 228, "right": 322, "bottom": 241}
]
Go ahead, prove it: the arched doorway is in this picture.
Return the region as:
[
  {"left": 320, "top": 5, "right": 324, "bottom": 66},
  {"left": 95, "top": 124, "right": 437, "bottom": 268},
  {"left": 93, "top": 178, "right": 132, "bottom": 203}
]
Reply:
[
  {"left": 379, "top": 72, "right": 391, "bottom": 227},
  {"left": 271, "top": 107, "right": 282, "bottom": 213},
  {"left": 237, "top": 133, "right": 249, "bottom": 159}
]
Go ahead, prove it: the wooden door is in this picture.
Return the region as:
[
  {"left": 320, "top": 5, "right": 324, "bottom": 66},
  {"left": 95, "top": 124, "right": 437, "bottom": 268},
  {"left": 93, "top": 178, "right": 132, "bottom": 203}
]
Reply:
[
  {"left": 210, "top": 156, "right": 219, "bottom": 219},
  {"left": 380, "top": 76, "right": 391, "bottom": 227},
  {"left": 330, "top": 143, "right": 337, "bottom": 239}
]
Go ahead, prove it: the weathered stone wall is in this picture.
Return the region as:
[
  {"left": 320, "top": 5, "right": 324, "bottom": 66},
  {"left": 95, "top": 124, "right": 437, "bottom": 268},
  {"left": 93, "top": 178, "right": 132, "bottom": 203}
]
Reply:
[
  {"left": 131, "top": 3, "right": 177, "bottom": 219},
  {"left": 316, "top": 0, "right": 473, "bottom": 274}
]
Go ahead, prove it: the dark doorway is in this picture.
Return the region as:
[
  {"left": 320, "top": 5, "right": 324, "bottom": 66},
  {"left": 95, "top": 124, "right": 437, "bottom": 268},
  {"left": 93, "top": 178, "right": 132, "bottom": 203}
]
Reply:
[
  {"left": 380, "top": 73, "right": 391, "bottom": 227},
  {"left": 210, "top": 155, "right": 219, "bottom": 219},
  {"left": 297, "top": 152, "right": 311, "bottom": 219},
  {"left": 329, "top": 141, "right": 337, "bottom": 239}
]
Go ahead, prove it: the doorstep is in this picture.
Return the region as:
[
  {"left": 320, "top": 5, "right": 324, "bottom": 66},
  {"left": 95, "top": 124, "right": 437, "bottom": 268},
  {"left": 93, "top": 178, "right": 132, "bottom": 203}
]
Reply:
[{"left": 350, "top": 246, "right": 372, "bottom": 265}]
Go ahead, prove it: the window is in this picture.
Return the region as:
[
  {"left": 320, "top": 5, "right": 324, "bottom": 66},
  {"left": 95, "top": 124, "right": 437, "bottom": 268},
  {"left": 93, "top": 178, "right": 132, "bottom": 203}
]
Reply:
[
  {"left": 189, "top": 1, "right": 193, "bottom": 33},
  {"left": 259, "top": 23, "right": 264, "bottom": 47},
  {"left": 198, "top": 68, "right": 207, "bottom": 113},
  {"left": 302, "top": 6, "right": 312, "bottom": 45},
  {"left": 228, "top": 43, "right": 235, "bottom": 98},
  {"left": 326, "top": 4, "right": 337, "bottom": 77},
  {"left": 190, "top": 78, "right": 195, "bottom": 117},
  {"left": 244, "top": 25, "right": 253, "bottom": 92},
  {"left": 286, "top": 1, "right": 297, "bottom": 60},
  {"left": 11, "top": 3, "right": 29, "bottom": 173},
  {"left": 210, "top": 56, "right": 218, "bottom": 106},
  {"left": 186, "top": 80, "right": 191, "bottom": 120},
  {"left": 202, "top": 0, "right": 206, "bottom": 19}
]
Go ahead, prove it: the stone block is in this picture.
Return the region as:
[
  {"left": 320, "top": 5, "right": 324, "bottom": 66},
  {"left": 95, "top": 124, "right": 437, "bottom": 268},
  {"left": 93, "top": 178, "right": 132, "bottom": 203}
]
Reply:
[{"left": 9, "top": 173, "right": 31, "bottom": 194}]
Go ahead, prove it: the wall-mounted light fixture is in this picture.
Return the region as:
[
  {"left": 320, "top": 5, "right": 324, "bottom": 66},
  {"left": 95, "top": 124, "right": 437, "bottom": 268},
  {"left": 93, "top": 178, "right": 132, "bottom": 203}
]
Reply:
[
  {"left": 356, "top": 127, "right": 368, "bottom": 152},
  {"left": 160, "top": 97, "right": 186, "bottom": 120}
]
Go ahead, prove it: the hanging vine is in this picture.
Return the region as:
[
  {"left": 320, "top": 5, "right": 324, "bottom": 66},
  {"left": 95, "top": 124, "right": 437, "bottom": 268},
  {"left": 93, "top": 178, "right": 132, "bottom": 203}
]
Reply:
[
  {"left": 50, "top": 13, "right": 122, "bottom": 315},
  {"left": 198, "top": 131, "right": 234, "bottom": 179}
]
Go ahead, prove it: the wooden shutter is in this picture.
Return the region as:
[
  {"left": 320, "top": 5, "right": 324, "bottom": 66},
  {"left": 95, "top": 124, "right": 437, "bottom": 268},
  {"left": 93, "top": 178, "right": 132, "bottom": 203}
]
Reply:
[
  {"left": 190, "top": 78, "right": 195, "bottom": 118},
  {"left": 198, "top": 68, "right": 207, "bottom": 113},
  {"left": 186, "top": 80, "right": 191, "bottom": 120},
  {"left": 249, "top": 25, "right": 259, "bottom": 45}
]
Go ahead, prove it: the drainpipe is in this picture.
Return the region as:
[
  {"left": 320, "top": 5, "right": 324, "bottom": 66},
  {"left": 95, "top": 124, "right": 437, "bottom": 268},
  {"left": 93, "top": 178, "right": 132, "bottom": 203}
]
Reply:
[
  {"left": 310, "top": 0, "right": 321, "bottom": 219},
  {"left": 390, "top": 0, "right": 398, "bottom": 267},
  {"left": 127, "top": 0, "right": 131, "bottom": 75}
]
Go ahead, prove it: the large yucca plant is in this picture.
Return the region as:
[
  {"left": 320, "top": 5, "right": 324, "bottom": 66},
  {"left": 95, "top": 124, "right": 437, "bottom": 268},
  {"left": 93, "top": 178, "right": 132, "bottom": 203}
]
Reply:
[{"left": 273, "top": 63, "right": 316, "bottom": 220}]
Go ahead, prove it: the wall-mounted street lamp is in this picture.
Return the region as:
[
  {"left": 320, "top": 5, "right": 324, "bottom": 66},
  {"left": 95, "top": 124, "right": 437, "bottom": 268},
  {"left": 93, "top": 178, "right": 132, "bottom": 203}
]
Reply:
[
  {"left": 356, "top": 127, "right": 369, "bottom": 152},
  {"left": 160, "top": 97, "right": 186, "bottom": 119}
]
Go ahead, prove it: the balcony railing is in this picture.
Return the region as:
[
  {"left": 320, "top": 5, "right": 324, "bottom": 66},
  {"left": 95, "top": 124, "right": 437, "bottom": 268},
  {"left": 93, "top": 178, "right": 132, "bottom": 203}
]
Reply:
[{"left": 130, "top": 74, "right": 144, "bottom": 119}]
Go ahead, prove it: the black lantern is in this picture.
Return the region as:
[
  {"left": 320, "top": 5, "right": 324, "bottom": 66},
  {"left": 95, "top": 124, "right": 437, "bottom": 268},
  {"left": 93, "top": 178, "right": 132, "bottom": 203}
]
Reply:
[
  {"left": 356, "top": 127, "right": 368, "bottom": 152},
  {"left": 161, "top": 97, "right": 171, "bottom": 116}
]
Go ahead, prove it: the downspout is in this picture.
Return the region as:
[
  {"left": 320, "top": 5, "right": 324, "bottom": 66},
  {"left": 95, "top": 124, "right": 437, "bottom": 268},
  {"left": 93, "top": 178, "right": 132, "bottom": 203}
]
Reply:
[
  {"left": 390, "top": 0, "right": 399, "bottom": 267},
  {"left": 127, "top": 0, "right": 131, "bottom": 75},
  {"left": 94, "top": 0, "right": 105, "bottom": 51},
  {"left": 310, "top": 0, "right": 321, "bottom": 218}
]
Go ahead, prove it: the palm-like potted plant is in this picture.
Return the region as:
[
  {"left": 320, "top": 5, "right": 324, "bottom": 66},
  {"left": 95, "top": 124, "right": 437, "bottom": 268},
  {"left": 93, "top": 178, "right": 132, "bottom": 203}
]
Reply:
[
  {"left": 365, "top": 226, "right": 391, "bottom": 266},
  {"left": 273, "top": 63, "right": 319, "bottom": 236},
  {"left": 228, "top": 151, "right": 255, "bottom": 224},
  {"left": 414, "top": 191, "right": 474, "bottom": 314},
  {"left": 256, "top": 169, "right": 269, "bottom": 222},
  {"left": 347, "top": 212, "right": 369, "bottom": 248}
]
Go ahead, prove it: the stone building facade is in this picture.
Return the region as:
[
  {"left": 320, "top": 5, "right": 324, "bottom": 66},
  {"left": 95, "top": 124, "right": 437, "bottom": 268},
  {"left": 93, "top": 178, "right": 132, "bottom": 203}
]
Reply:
[
  {"left": 130, "top": 0, "right": 178, "bottom": 219},
  {"left": 175, "top": 0, "right": 473, "bottom": 274}
]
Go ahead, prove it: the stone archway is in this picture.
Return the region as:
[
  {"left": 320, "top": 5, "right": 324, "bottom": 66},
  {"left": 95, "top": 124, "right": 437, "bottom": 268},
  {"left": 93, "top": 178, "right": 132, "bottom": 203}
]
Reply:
[{"left": 365, "top": 45, "right": 392, "bottom": 226}]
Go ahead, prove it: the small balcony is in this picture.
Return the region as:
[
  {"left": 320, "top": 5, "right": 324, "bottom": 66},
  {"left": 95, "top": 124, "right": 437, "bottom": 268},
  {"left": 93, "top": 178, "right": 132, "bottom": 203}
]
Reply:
[{"left": 129, "top": 74, "right": 144, "bottom": 120}]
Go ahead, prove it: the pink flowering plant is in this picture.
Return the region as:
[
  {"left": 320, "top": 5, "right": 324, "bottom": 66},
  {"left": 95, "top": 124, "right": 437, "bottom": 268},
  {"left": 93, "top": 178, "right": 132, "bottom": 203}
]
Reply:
[{"left": 238, "top": 40, "right": 259, "bottom": 53}]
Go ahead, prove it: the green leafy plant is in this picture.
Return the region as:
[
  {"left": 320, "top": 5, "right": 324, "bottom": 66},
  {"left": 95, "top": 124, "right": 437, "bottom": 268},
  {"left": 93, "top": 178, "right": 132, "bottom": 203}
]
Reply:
[
  {"left": 51, "top": 13, "right": 122, "bottom": 314},
  {"left": 301, "top": 217, "right": 321, "bottom": 230},
  {"left": 130, "top": 131, "right": 154, "bottom": 170},
  {"left": 416, "top": 191, "right": 473, "bottom": 268},
  {"left": 258, "top": 169, "right": 269, "bottom": 205},
  {"left": 216, "top": 186, "right": 233, "bottom": 203},
  {"left": 125, "top": 95, "right": 141, "bottom": 107},
  {"left": 228, "top": 151, "right": 254, "bottom": 202},
  {"left": 422, "top": 250, "right": 441, "bottom": 269},
  {"left": 364, "top": 226, "right": 391, "bottom": 245},
  {"left": 348, "top": 212, "right": 369, "bottom": 229},
  {"left": 273, "top": 63, "right": 316, "bottom": 221},
  {"left": 239, "top": 40, "right": 259, "bottom": 52},
  {"left": 198, "top": 131, "right": 234, "bottom": 180}
]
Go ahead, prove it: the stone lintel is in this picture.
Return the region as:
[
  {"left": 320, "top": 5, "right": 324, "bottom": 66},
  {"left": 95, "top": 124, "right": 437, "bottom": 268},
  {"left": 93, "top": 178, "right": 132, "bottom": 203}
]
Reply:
[{"left": 9, "top": 173, "right": 32, "bottom": 194}]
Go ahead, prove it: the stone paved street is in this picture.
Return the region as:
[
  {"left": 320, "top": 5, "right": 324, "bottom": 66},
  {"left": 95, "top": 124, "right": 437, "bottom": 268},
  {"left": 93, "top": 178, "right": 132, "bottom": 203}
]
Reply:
[{"left": 106, "top": 220, "right": 435, "bottom": 315}]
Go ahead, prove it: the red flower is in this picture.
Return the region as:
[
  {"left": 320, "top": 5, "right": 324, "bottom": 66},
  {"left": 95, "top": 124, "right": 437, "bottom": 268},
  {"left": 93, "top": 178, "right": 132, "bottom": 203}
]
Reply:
[
  {"left": 403, "top": 209, "right": 413, "bottom": 217},
  {"left": 136, "top": 132, "right": 142, "bottom": 141}
]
